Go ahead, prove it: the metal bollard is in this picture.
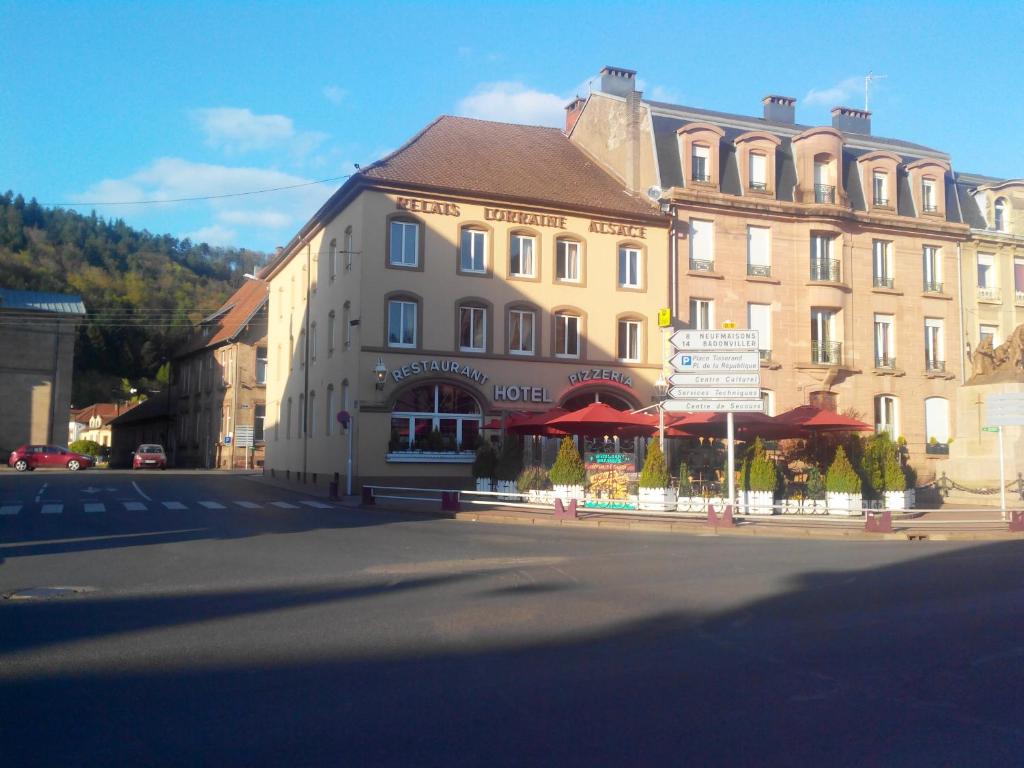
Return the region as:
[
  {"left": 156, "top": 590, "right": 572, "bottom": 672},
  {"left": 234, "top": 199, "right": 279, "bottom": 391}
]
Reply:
[
  {"left": 361, "top": 486, "right": 375, "bottom": 506},
  {"left": 328, "top": 480, "right": 339, "bottom": 500},
  {"left": 440, "top": 491, "right": 461, "bottom": 512}
]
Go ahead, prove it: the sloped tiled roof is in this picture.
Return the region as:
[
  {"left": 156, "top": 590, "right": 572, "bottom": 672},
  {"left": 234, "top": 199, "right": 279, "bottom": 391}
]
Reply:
[
  {"left": 0, "top": 288, "right": 86, "bottom": 315},
  {"left": 71, "top": 402, "right": 135, "bottom": 426},
  {"left": 176, "top": 278, "right": 268, "bottom": 357},
  {"left": 108, "top": 395, "right": 170, "bottom": 426},
  {"left": 359, "top": 115, "right": 661, "bottom": 219}
]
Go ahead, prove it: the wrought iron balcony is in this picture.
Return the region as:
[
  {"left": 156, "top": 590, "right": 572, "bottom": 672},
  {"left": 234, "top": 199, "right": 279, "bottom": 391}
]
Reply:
[
  {"left": 874, "top": 355, "right": 897, "bottom": 370},
  {"left": 811, "top": 341, "right": 842, "bottom": 365},
  {"left": 923, "top": 203, "right": 938, "bottom": 213},
  {"left": 977, "top": 285, "right": 1002, "bottom": 302},
  {"left": 925, "top": 442, "right": 949, "bottom": 455},
  {"left": 810, "top": 258, "right": 841, "bottom": 282},
  {"left": 747, "top": 263, "right": 771, "bottom": 278},
  {"left": 689, "top": 258, "right": 715, "bottom": 272},
  {"left": 691, "top": 171, "right": 711, "bottom": 183},
  {"left": 926, "top": 358, "right": 946, "bottom": 373},
  {"left": 923, "top": 280, "right": 944, "bottom": 294},
  {"left": 749, "top": 181, "right": 768, "bottom": 192},
  {"left": 814, "top": 184, "right": 836, "bottom": 204},
  {"left": 873, "top": 276, "right": 894, "bottom": 289},
  {"left": 873, "top": 196, "right": 889, "bottom": 207}
]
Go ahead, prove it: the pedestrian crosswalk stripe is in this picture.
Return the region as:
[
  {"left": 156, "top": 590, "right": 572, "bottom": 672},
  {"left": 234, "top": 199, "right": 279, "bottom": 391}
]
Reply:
[
  {"left": 270, "top": 501, "right": 299, "bottom": 509},
  {"left": 0, "top": 505, "right": 20, "bottom": 515},
  {"left": 162, "top": 501, "right": 187, "bottom": 510},
  {"left": 123, "top": 502, "right": 146, "bottom": 512},
  {"left": 199, "top": 501, "right": 225, "bottom": 509},
  {"left": 83, "top": 503, "right": 104, "bottom": 513},
  {"left": 235, "top": 501, "right": 262, "bottom": 509},
  {"left": 300, "top": 500, "right": 332, "bottom": 508},
  {"left": 41, "top": 503, "right": 63, "bottom": 515}
]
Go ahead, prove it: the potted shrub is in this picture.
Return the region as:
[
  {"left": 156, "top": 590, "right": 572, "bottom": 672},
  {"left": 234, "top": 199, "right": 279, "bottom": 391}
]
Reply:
[
  {"left": 471, "top": 442, "right": 497, "bottom": 493},
  {"left": 517, "top": 465, "right": 552, "bottom": 504},
  {"left": 549, "top": 436, "right": 586, "bottom": 502},
  {"left": 742, "top": 438, "right": 776, "bottom": 515},
  {"left": 494, "top": 437, "right": 523, "bottom": 500},
  {"left": 883, "top": 449, "right": 915, "bottom": 510},
  {"left": 825, "top": 446, "right": 863, "bottom": 516},
  {"left": 638, "top": 440, "right": 676, "bottom": 511},
  {"left": 676, "top": 460, "right": 705, "bottom": 512}
]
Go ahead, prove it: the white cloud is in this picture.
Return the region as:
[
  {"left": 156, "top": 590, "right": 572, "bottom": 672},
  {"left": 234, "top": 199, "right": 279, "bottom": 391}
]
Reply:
[
  {"left": 647, "top": 84, "right": 681, "bottom": 104},
  {"left": 456, "top": 81, "right": 566, "bottom": 127},
  {"left": 322, "top": 85, "right": 346, "bottom": 104},
  {"left": 217, "top": 209, "right": 293, "bottom": 229},
  {"left": 183, "top": 224, "right": 238, "bottom": 246},
  {"left": 191, "top": 107, "right": 295, "bottom": 152},
  {"left": 804, "top": 76, "right": 863, "bottom": 107}
]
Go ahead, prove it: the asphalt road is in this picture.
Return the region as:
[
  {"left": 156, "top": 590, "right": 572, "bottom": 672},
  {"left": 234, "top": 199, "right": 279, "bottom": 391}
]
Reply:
[{"left": 1, "top": 470, "right": 1022, "bottom": 767}]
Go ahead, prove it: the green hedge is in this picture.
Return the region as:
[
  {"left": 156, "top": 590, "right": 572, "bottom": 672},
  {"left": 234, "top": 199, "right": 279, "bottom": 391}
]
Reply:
[
  {"left": 639, "top": 440, "right": 670, "bottom": 489},
  {"left": 549, "top": 437, "right": 586, "bottom": 486},
  {"left": 826, "top": 446, "right": 862, "bottom": 494}
]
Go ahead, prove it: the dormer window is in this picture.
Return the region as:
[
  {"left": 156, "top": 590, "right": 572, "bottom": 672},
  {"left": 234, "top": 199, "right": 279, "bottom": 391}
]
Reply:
[
  {"left": 692, "top": 145, "right": 710, "bottom": 183},
  {"left": 872, "top": 171, "right": 889, "bottom": 207},
  {"left": 994, "top": 197, "right": 1007, "bottom": 231},
  {"left": 814, "top": 158, "right": 835, "bottom": 204},
  {"left": 922, "top": 179, "right": 937, "bottom": 213},
  {"left": 749, "top": 153, "right": 767, "bottom": 192}
]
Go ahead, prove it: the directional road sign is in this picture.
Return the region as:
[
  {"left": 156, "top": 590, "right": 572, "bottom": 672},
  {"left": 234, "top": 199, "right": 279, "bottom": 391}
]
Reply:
[
  {"left": 670, "top": 351, "right": 761, "bottom": 372},
  {"left": 663, "top": 399, "right": 765, "bottom": 413},
  {"left": 668, "top": 372, "right": 761, "bottom": 387},
  {"left": 235, "top": 425, "right": 254, "bottom": 448},
  {"left": 669, "top": 387, "right": 761, "bottom": 400},
  {"left": 669, "top": 329, "right": 758, "bottom": 351}
]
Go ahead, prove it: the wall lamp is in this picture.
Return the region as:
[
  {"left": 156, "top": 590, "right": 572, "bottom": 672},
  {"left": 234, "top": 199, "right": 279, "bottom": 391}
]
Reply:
[{"left": 373, "top": 357, "right": 388, "bottom": 390}]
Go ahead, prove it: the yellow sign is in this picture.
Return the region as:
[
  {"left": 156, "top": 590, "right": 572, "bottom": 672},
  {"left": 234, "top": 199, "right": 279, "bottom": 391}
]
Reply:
[
  {"left": 658, "top": 308, "right": 672, "bottom": 327},
  {"left": 722, "top": 321, "right": 736, "bottom": 329}
]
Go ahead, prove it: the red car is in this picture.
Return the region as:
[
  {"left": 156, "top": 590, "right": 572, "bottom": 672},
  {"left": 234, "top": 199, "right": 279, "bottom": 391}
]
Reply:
[
  {"left": 132, "top": 444, "right": 167, "bottom": 470},
  {"left": 8, "top": 444, "right": 94, "bottom": 471}
]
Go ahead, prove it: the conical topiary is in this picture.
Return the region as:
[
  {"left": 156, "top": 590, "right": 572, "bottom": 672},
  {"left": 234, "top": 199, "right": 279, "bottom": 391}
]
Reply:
[
  {"left": 471, "top": 442, "right": 496, "bottom": 479},
  {"left": 826, "top": 446, "right": 862, "bottom": 494},
  {"left": 882, "top": 450, "right": 906, "bottom": 492},
  {"left": 745, "top": 438, "right": 777, "bottom": 493},
  {"left": 639, "top": 440, "right": 670, "bottom": 488},
  {"left": 549, "top": 436, "right": 586, "bottom": 486},
  {"left": 677, "top": 461, "right": 693, "bottom": 494},
  {"left": 805, "top": 466, "right": 826, "bottom": 499}
]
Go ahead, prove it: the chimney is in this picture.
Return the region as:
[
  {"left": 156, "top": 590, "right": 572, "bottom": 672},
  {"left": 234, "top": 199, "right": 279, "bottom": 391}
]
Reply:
[
  {"left": 564, "top": 96, "right": 586, "bottom": 134},
  {"left": 597, "top": 65, "right": 637, "bottom": 98},
  {"left": 762, "top": 95, "right": 796, "bottom": 124},
  {"left": 831, "top": 106, "right": 871, "bottom": 135}
]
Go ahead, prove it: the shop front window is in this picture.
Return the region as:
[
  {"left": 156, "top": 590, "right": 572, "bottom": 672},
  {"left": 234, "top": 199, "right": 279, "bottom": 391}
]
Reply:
[{"left": 388, "top": 383, "right": 482, "bottom": 461}]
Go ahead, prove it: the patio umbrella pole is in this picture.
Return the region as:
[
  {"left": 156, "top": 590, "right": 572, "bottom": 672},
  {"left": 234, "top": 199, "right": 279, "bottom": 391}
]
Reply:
[{"left": 727, "top": 411, "right": 736, "bottom": 510}]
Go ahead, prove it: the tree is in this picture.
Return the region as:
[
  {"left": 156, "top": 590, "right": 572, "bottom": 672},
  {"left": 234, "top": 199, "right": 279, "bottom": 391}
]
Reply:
[
  {"left": 549, "top": 437, "right": 586, "bottom": 486},
  {"left": 639, "top": 439, "right": 670, "bottom": 488},
  {"left": 826, "top": 446, "right": 862, "bottom": 495}
]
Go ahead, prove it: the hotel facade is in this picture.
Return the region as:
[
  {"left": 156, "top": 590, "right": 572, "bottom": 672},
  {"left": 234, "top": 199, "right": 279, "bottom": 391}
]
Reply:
[{"left": 262, "top": 116, "right": 670, "bottom": 490}]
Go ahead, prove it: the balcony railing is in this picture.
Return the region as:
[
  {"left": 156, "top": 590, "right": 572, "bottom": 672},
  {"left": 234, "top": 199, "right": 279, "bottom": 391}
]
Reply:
[
  {"left": 689, "top": 258, "right": 715, "bottom": 272},
  {"left": 873, "top": 276, "right": 894, "bottom": 289},
  {"left": 749, "top": 181, "right": 768, "bottom": 192},
  {"left": 977, "top": 285, "right": 1002, "bottom": 301},
  {"left": 926, "top": 442, "right": 949, "bottom": 455},
  {"left": 747, "top": 263, "right": 772, "bottom": 278},
  {"left": 923, "top": 204, "right": 938, "bottom": 213},
  {"left": 873, "top": 196, "right": 889, "bottom": 207},
  {"left": 811, "top": 341, "right": 842, "bottom": 365},
  {"left": 810, "top": 258, "right": 841, "bottom": 282},
  {"left": 691, "top": 171, "right": 711, "bottom": 183},
  {"left": 815, "top": 184, "right": 836, "bottom": 204},
  {"left": 874, "top": 355, "right": 897, "bottom": 370},
  {"left": 1016, "top": 289, "right": 1024, "bottom": 305},
  {"left": 926, "top": 358, "right": 946, "bottom": 373},
  {"left": 923, "top": 280, "right": 944, "bottom": 294}
]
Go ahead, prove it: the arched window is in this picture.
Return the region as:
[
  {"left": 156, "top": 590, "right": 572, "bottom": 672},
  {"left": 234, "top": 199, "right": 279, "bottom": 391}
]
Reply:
[
  {"left": 388, "top": 217, "right": 420, "bottom": 267},
  {"left": 298, "top": 394, "right": 305, "bottom": 436},
  {"left": 309, "top": 322, "right": 317, "bottom": 363},
  {"left": 875, "top": 395, "right": 898, "bottom": 436},
  {"left": 343, "top": 301, "right": 352, "bottom": 347},
  {"left": 299, "top": 329, "right": 306, "bottom": 366},
  {"left": 325, "top": 385, "right": 335, "bottom": 436},
  {"left": 387, "top": 295, "right": 417, "bottom": 348},
  {"left": 555, "top": 238, "right": 582, "bottom": 282},
  {"left": 344, "top": 226, "right": 354, "bottom": 271},
  {"left": 994, "top": 197, "right": 1007, "bottom": 231},
  {"left": 924, "top": 397, "right": 950, "bottom": 450},
  {"left": 554, "top": 310, "right": 581, "bottom": 358},
  {"left": 617, "top": 316, "right": 642, "bottom": 362},
  {"left": 286, "top": 397, "right": 293, "bottom": 439},
  {"left": 459, "top": 226, "right": 487, "bottom": 273},
  {"left": 329, "top": 238, "right": 338, "bottom": 280},
  {"left": 328, "top": 310, "right": 336, "bottom": 355},
  {"left": 389, "top": 383, "right": 482, "bottom": 456},
  {"left": 617, "top": 244, "right": 643, "bottom": 289},
  {"left": 760, "top": 390, "right": 775, "bottom": 416},
  {"left": 509, "top": 231, "right": 537, "bottom": 278},
  {"left": 341, "top": 379, "right": 350, "bottom": 410},
  {"left": 458, "top": 301, "right": 487, "bottom": 352},
  {"left": 308, "top": 391, "right": 316, "bottom": 437}
]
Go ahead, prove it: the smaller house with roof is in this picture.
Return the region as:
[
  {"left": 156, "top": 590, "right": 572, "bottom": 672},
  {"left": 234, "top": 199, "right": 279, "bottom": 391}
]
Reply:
[{"left": 68, "top": 402, "right": 137, "bottom": 449}]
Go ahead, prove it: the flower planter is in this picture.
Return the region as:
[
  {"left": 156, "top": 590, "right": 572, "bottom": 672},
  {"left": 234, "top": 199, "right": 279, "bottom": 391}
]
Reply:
[
  {"left": 638, "top": 487, "right": 678, "bottom": 512},
  {"left": 475, "top": 477, "right": 494, "bottom": 493},
  {"left": 676, "top": 496, "right": 708, "bottom": 513},
  {"left": 884, "top": 489, "right": 916, "bottom": 511},
  {"left": 495, "top": 480, "right": 518, "bottom": 502},
  {"left": 552, "top": 484, "right": 585, "bottom": 503},
  {"left": 826, "top": 492, "right": 864, "bottom": 516},
  {"left": 744, "top": 490, "right": 775, "bottom": 515}
]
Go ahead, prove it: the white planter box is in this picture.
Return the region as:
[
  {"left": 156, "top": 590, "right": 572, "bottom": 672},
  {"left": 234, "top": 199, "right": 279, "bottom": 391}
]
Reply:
[
  {"left": 884, "top": 489, "right": 915, "bottom": 510},
  {"left": 638, "top": 487, "right": 678, "bottom": 512},
  {"left": 744, "top": 490, "right": 775, "bottom": 515},
  {"left": 552, "top": 484, "right": 585, "bottom": 502},
  {"left": 827, "top": 492, "right": 864, "bottom": 516},
  {"left": 495, "top": 480, "right": 518, "bottom": 501},
  {"left": 475, "top": 477, "right": 494, "bottom": 493},
  {"left": 676, "top": 496, "right": 708, "bottom": 513}
]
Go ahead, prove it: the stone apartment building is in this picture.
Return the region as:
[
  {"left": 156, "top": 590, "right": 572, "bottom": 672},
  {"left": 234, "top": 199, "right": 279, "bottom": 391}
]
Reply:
[
  {"left": 170, "top": 279, "right": 268, "bottom": 468},
  {"left": 567, "top": 67, "right": 975, "bottom": 473}
]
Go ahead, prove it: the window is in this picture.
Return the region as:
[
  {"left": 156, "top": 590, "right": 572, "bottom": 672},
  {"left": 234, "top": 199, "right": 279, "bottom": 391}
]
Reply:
[
  {"left": 344, "top": 226, "right": 354, "bottom": 271},
  {"left": 254, "top": 404, "right": 265, "bottom": 442},
  {"left": 811, "top": 309, "right": 839, "bottom": 364},
  {"left": 617, "top": 319, "right": 641, "bottom": 362},
  {"left": 749, "top": 152, "right": 767, "bottom": 191},
  {"left": 286, "top": 398, "right": 293, "bottom": 440},
  {"left": 509, "top": 309, "right": 535, "bottom": 355},
  {"left": 256, "top": 346, "right": 267, "bottom": 384},
  {"left": 554, "top": 312, "right": 580, "bottom": 357},
  {"left": 390, "top": 383, "right": 482, "bottom": 454},
  {"left": 874, "top": 314, "right": 896, "bottom": 368},
  {"left": 309, "top": 322, "right": 317, "bottom": 363},
  {"left": 556, "top": 239, "right": 581, "bottom": 282},
  {"left": 872, "top": 171, "right": 888, "bottom": 206},
  {"left": 343, "top": 302, "right": 352, "bottom": 347},
  {"left": 690, "top": 298, "right": 713, "bottom": 330},
  {"left": 923, "top": 246, "right": 943, "bottom": 292},
  {"left": 748, "top": 303, "right": 772, "bottom": 360},
  {"left": 810, "top": 234, "right": 839, "bottom": 281},
  {"left": 326, "top": 386, "right": 335, "bottom": 437},
  {"left": 994, "top": 198, "right": 1007, "bottom": 232},
  {"left": 692, "top": 145, "right": 710, "bottom": 182},
  {"left": 509, "top": 233, "right": 536, "bottom": 277},
  {"left": 925, "top": 318, "right": 944, "bottom": 372},
  {"left": 814, "top": 160, "right": 834, "bottom": 203},
  {"left": 872, "top": 240, "right": 894, "bottom": 288},
  {"left": 924, "top": 397, "right": 950, "bottom": 446},
  {"left": 389, "top": 219, "right": 419, "bottom": 267},
  {"left": 618, "top": 246, "right": 641, "bottom": 288},
  {"left": 342, "top": 379, "right": 350, "bottom": 410},
  {"left": 298, "top": 394, "right": 305, "bottom": 436},
  {"left": 387, "top": 299, "right": 416, "bottom": 348},
  {"left": 328, "top": 311, "right": 336, "bottom": 355},
  {"left": 460, "top": 228, "right": 486, "bottom": 273},
  {"left": 298, "top": 329, "right": 306, "bottom": 367},
  {"left": 747, "top": 226, "right": 770, "bottom": 277},
  {"left": 980, "top": 324, "right": 999, "bottom": 347},
  {"left": 308, "top": 392, "right": 316, "bottom": 437},
  {"left": 1015, "top": 257, "right": 1024, "bottom": 302},
  {"left": 875, "top": 395, "right": 898, "bottom": 436},
  {"left": 921, "top": 178, "right": 937, "bottom": 213},
  {"left": 689, "top": 219, "right": 714, "bottom": 271},
  {"left": 329, "top": 239, "right": 337, "bottom": 281},
  {"left": 459, "top": 304, "right": 486, "bottom": 352},
  {"left": 760, "top": 390, "right": 775, "bottom": 416},
  {"left": 977, "top": 253, "right": 999, "bottom": 300}
]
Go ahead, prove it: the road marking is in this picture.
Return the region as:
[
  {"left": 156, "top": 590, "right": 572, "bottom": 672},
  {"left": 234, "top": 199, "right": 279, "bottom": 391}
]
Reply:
[
  {"left": 300, "top": 500, "right": 333, "bottom": 508},
  {"left": 132, "top": 481, "right": 152, "bottom": 501},
  {"left": 270, "top": 501, "right": 299, "bottom": 509},
  {"left": 123, "top": 502, "right": 147, "bottom": 512},
  {"left": 34, "top": 482, "right": 49, "bottom": 503},
  {"left": 83, "top": 503, "right": 105, "bottom": 513},
  {"left": 199, "top": 501, "right": 225, "bottom": 509},
  {"left": 41, "top": 503, "right": 62, "bottom": 515},
  {"left": 162, "top": 501, "right": 187, "bottom": 510},
  {"left": 0, "top": 505, "right": 21, "bottom": 515},
  {"left": 235, "top": 501, "right": 262, "bottom": 509}
]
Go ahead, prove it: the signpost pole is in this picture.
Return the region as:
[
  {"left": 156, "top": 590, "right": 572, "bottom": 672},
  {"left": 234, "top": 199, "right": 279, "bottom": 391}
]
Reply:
[
  {"left": 998, "top": 426, "right": 1006, "bottom": 520},
  {"left": 727, "top": 411, "right": 735, "bottom": 511}
]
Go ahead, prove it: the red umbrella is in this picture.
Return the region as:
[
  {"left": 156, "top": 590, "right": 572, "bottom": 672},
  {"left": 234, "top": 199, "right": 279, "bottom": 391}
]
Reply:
[
  {"left": 547, "top": 402, "right": 657, "bottom": 438},
  {"left": 666, "top": 412, "right": 802, "bottom": 441},
  {"left": 775, "top": 405, "right": 872, "bottom": 433},
  {"left": 506, "top": 407, "right": 570, "bottom": 437}
]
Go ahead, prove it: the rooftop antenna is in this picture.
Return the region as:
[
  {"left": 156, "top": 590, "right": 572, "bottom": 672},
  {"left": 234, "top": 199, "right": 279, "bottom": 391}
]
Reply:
[{"left": 864, "top": 71, "right": 887, "bottom": 111}]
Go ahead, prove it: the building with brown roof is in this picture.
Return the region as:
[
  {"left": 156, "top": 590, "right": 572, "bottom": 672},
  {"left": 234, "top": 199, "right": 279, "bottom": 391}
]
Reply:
[
  {"left": 68, "top": 402, "right": 137, "bottom": 449},
  {"left": 169, "top": 278, "right": 268, "bottom": 468},
  {"left": 261, "top": 115, "right": 670, "bottom": 491}
]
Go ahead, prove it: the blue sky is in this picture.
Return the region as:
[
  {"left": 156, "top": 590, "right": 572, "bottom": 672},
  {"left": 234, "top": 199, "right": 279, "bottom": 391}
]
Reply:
[{"left": 3, "top": 0, "right": 1023, "bottom": 253}]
